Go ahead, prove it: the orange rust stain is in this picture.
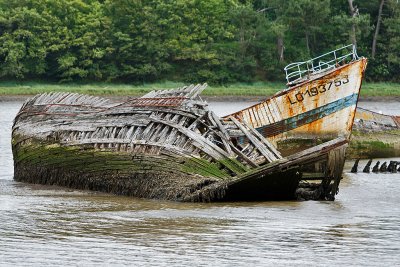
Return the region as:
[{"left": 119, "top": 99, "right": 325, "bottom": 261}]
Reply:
[
  {"left": 301, "top": 104, "right": 307, "bottom": 113},
  {"left": 393, "top": 116, "right": 400, "bottom": 127},
  {"left": 347, "top": 109, "right": 356, "bottom": 133},
  {"left": 355, "top": 110, "right": 374, "bottom": 120},
  {"left": 359, "top": 58, "right": 368, "bottom": 73},
  {"left": 284, "top": 99, "right": 295, "bottom": 118},
  {"left": 323, "top": 66, "right": 345, "bottom": 80},
  {"left": 307, "top": 118, "right": 323, "bottom": 134},
  {"left": 248, "top": 109, "right": 256, "bottom": 127},
  {"left": 253, "top": 105, "right": 262, "bottom": 127}
]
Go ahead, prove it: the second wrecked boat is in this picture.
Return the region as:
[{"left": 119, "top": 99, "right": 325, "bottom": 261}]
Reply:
[{"left": 349, "top": 108, "right": 400, "bottom": 158}]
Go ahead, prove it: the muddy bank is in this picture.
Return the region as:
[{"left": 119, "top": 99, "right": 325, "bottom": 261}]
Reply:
[{"left": 348, "top": 131, "right": 400, "bottom": 158}]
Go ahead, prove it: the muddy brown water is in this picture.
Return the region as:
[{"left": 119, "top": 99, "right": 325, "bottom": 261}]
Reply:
[{"left": 1, "top": 101, "right": 400, "bottom": 266}]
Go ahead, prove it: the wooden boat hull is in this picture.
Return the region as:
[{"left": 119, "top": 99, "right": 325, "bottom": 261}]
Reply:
[
  {"left": 12, "top": 134, "right": 346, "bottom": 201},
  {"left": 228, "top": 58, "right": 367, "bottom": 155},
  {"left": 12, "top": 85, "right": 348, "bottom": 201}
]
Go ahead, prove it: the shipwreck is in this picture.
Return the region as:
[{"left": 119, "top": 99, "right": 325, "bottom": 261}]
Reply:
[
  {"left": 229, "top": 44, "right": 367, "bottom": 156},
  {"left": 349, "top": 108, "right": 400, "bottom": 158},
  {"left": 12, "top": 45, "right": 366, "bottom": 201}
]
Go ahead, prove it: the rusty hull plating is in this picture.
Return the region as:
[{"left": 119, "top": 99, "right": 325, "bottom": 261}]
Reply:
[{"left": 227, "top": 58, "right": 367, "bottom": 153}]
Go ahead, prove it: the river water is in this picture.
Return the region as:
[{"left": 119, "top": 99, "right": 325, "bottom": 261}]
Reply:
[{"left": 1, "top": 100, "right": 400, "bottom": 266}]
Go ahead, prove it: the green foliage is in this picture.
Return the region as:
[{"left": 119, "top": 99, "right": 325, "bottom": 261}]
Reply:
[
  {"left": 0, "top": 0, "right": 399, "bottom": 83},
  {"left": 383, "top": 1, "right": 400, "bottom": 79}
]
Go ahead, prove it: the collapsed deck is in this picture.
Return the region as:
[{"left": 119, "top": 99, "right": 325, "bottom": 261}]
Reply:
[{"left": 12, "top": 84, "right": 347, "bottom": 201}]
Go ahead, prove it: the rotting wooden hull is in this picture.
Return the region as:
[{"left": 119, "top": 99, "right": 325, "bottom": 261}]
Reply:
[
  {"left": 12, "top": 135, "right": 347, "bottom": 201},
  {"left": 12, "top": 85, "right": 348, "bottom": 201},
  {"left": 227, "top": 58, "right": 367, "bottom": 156},
  {"left": 348, "top": 108, "right": 400, "bottom": 158}
]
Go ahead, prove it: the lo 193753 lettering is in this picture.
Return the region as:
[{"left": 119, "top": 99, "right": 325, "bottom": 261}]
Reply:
[{"left": 287, "top": 76, "right": 349, "bottom": 105}]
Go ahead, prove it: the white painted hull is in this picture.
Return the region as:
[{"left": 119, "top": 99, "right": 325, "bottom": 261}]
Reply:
[{"left": 227, "top": 58, "right": 367, "bottom": 146}]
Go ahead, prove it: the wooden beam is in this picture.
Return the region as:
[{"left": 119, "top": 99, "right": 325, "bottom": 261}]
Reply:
[
  {"left": 244, "top": 122, "right": 282, "bottom": 159},
  {"left": 229, "top": 144, "right": 258, "bottom": 168},
  {"left": 229, "top": 116, "right": 278, "bottom": 163}
]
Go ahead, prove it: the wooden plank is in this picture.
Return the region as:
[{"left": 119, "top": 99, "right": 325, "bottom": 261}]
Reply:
[
  {"left": 240, "top": 143, "right": 251, "bottom": 153},
  {"left": 188, "top": 116, "right": 203, "bottom": 130},
  {"left": 227, "top": 140, "right": 348, "bottom": 187},
  {"left": 209, "top": 112, "right": 230, "bottom": 140},
  {"left": 270, "top": 99, "right": 282, "bottom": 122},
  {"left": 248, "top": 148, "right": 261, "bottom": 161},
  {"left": 229, "top": 116, "right": 277, "bottom": 163},
  {"left": 214, "top": 132, "right": 233, "bottom": 156},
  {"left": 156, "top": 125, "right": 171, "bottom": 143},
  {"left": 149, "top": 123, "right": 164, "bottom": 142},
  {"left": 187, "top": 84, "right": 200, "bottom": 98},
  {"left": 229, "top": 144, "right": 258, "bottom": 168},
  {"left": 264, "top": 100, "right": 275, "bottom": 123},
  {"left": 248, "top": 108, "right": 257, "bottom": 127},
  {"left": 328, "top": 145, "right": 346, "bottom": 198},
  {"left": 286, "top": 137, "right": 347, "bottom": 161},
  {"left": 260, "top": 103, "right": 271, "bottom": 124},
  {"left": 242, "top": 110, "right": 252, "bottom": 126},
  {"left": 35, "top": 93, "right": 50, "bottom": 105},
  {"left": 130, "top": 126, "right": 143, "bottom": 139},
  {"left": 301, "top": 172, "right": 325, "bottom": 180},
  {"left": 178, "top": 116, "right": 188, "bottom": 126},
  {"left": 244, "top": 122, "right": 282, "bottom": 159},
  {"left": 116, "top": 126, "right": 127, "bottom": 139},
  {"left": 252, "top": 107, "right": 262, "bottom": 128},
  {"left": 208, "top": 112, "right": 233, "bottom": 155},
  {"left": 182, "top": 84, "right": 195, "bottom": 97},
  {"left": 150, "top": 116, "right": 247, "bottom": 174},
  {"left": 165, "top": 128, "right": 179, "bottom": 145},
  {"left": 176, "top": 134, "right": 188, "bottom": 148},
  {"left": 139, "top": 122, "right": 155, "bottom": 139},
  {"left": 171, "top": 114, "right": 181, "bottom": 123},
  {"left": 189, "top": 83, "right": 207, "bottom": 99}
]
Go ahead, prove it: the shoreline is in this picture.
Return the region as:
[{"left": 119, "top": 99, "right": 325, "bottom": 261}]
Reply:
[{"left": 1, "top": 94, "right": 400, "bottom": 103}]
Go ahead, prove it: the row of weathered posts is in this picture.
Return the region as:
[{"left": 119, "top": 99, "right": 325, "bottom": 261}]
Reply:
[{"left": 351, "top": 159, "right": 400, "bottom": 173}]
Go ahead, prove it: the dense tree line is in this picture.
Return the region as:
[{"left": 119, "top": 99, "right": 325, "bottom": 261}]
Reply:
[{"left": 0, "top": 0, "right": 399, "bottom": 84}]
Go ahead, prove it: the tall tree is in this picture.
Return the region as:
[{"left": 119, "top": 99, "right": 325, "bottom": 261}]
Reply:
[
  {"left": 384, "top": 0, "right": 400, "bottom": 80},
  {"left": 0, "top": 0, "right": 398, "bottom": 83},
  {"left": 285, "top": 0, "right": 330, "bottom": 56},
  {"left": 347, "top": 0, "right": 358, "bottom": 47},
  {"left": 371, "top": 0, "right": 385, "bottom": 58}
]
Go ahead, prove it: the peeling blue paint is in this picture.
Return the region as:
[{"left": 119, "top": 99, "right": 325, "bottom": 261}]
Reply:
[{"left": 256, "top": 93, "right": 358, "bottom": 137}]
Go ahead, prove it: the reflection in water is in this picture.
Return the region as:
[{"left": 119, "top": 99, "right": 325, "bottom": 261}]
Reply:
[{"left": 1, "top": 101, "right": 400, "bottom": 266}]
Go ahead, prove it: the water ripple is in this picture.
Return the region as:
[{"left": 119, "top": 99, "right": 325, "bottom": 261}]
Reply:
[{"left": 1, "top": 101, "right": 400, "bottom": 266}]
